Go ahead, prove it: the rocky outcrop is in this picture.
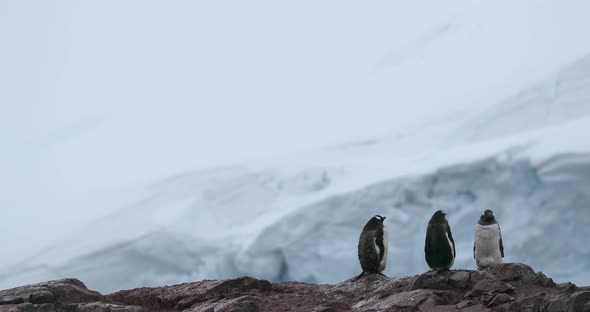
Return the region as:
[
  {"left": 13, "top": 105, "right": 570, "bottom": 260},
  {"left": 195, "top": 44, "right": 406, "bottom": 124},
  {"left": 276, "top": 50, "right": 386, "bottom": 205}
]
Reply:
[{"left": 0, "top": 264, "right": 588, "bottom": 312}]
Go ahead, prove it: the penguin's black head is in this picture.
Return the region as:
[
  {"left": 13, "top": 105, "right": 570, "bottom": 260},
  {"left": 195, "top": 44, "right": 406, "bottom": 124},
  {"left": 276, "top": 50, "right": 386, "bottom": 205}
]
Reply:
[
  {"left": 363, "top": 215, "right": 386, "bottom": 230},
  {"left": 373, "top": 215, "right": 386, "bottom": 222},
  {"left": 429, "top": 210, "right": 448, "bottom": 224},
  {"left": 480, "top": 209, "right": 497, "bottom": 224}
]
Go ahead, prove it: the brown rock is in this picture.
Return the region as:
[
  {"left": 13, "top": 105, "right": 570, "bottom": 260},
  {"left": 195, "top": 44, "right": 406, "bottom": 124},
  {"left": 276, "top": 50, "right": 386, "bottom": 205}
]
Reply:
[
  {"left": 486, "top": 263, "right": 536, "bottom": 283},
  {"left": 29, "top": 291, "right": 54, "bottom": 304},
  {"left": 569, "top": 291, "right": 590, "bottom": 312},
  {"left": 456, "top": 300, "right": 474, "bottom": 309},
  {"left": 354, "top": 289, "right": 434, "bottom": 310},
  {"left": 449, "top": 271, "right": 470, "bottom": 289},
  {"left": 419, "top": 298, "right": 438, "bottom": 311},
  {"left": 14, "top": 302, "right": 34, "bottom": 312},
  {"left": 310, "top": 302, "right": 350, "bottom": 312},
  {"left": 76, "top": 303, "right": 143, "bottom": 312},
  {"left": 36, "top": 303, "right": 56, "bottom": 312},
  {"left": 0, "top": 279, "right": 102, "bottom": 308},
  {"left": 487, "top": 294, "right": 514, "bottom": 307},
  {"left": 545, "top": 294, "right": 570, "bottom": 312},
  {"left": 468, "top": 279, "right": 514, "bottom": 298},
  {"left": 517, "top": 293, "right": 547, "bottom": 312},
  {"left": 458, "top": 304, "right": 490, "bottom": 312},
  {"left": 108, "top": 277, "right": 270, "bottom": 311},
  {"left": 217, "top": 301, "right": 259, "bottom": 312},
  {"left": 469, "top": 271, "right": 495, "bottom": 285},
  {"left": 0, "top": 305, "right": 17, "bottom": 312},
  {"left": 479, "top": 293, "right": 495, "bottom": 305},
  {"left": 0, "top": 264, "right": 588, "bottom": 312},
  {"left": 188, "top": 296, "right": 260, "bottom": 312},
  {"left": 0, "top": 297, "right": 24, "bottom": 305},
  {"left": 410, "top": 271, "right": 449, "bottom": 290},
  {"left": 176, "top": 277, "right": 270, "bottom": 310},
  {"left": 45, "top": 280, "right": 103, "bottom": 304},
  {"left": 557, "top": 282, "right": 578, "bottom": 293},
  {"left": 533, "top": 272, "right": 556, "bottom": 287}
]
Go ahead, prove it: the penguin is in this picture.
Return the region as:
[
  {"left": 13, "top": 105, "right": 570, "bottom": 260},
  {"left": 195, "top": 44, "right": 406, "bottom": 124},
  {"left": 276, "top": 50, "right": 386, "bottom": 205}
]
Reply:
[
  {"left": 473, "top": 209, "right": 504, "bottom": 269},
  {"left": 356, "top": 215, "right": 388, "bottom": 279},
  {"left": 425, "top": 210, "right": 456, "bottom": 271}
]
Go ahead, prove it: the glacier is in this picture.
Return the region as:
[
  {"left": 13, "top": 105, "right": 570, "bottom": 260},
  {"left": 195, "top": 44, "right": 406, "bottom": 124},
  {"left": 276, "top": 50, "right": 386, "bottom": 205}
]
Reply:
[
  {"left": 2, "top": 0, "right": 590, "bottom": 294},
  {"left": 2, "top": 50, "right": 590, "bottom": 293}
]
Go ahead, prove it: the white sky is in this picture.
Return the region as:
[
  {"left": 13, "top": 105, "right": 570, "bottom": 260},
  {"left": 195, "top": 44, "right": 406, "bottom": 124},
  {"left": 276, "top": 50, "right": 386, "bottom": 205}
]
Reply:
[{"left": 1, "top": 0, "right": 590, "bottom": 266}]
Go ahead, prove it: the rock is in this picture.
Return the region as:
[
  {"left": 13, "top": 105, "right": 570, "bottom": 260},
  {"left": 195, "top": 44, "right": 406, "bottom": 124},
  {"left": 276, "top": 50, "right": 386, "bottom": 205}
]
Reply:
[
  {"left": 569, "top": 291, "right": 590, "bottom": 312},
  {"left": 410, "top": 271, "right": 449, "bottom": 290},
  {"left": 469, "top": 271, "right": 495, "bottom": 285},
  {"left": 479, "top": 293, "right": 495, "bottom": 305},
  {"left": 486, "top": 263, "right": 536, "bottom": 284},
  {"left": 45, "top": 280, "right": 102, "bottom": 304},
  {"left": 175, "top": 277, "right": 270, "bottom": 310},
  {"left": 0, "top": 279, "right": 102, "bottom": 308},
  {"left": 310, "top": 302, "right": 350, "bottom": 312},
  {"left": 420, "top": 302, "right": 461, "bottom": 312},
  {"left": 14, "top": 302, "right": 34, "bottom": 312},
  {"left": 449, "top": 271, "right": 470, "bottom": 289},
  {"left": 108, "top": 277, "right": 270, "bottom": 311},
  {"left": 488, "top": 294, "right": 514, "bottom": 307},
  {"left": 545, "top": 294, "right": 570, "bottom": 312},
  {"left": 517, "top": 293, "right": 547, "bottom": 312},
  {"left": 0, "top": 297, "right": 24, "bottom": 305},
  {"left": 188, "top": 296, "right": 260, "bottom": 312},
  {"left": 456, "top": 300, "right": 474, "bottom": 309},
  {"left": 354, "top": 289, "right": 435, "bottom": 310},
  {"left": 36, "top": 303, "right": 56, "bottom": 312},
  {"left": 29, "top": 291, "right": 54, "bottom": 304},
  {"left": 0, "top": 263, "right": 587, "bottom": 312},
  {"left": 76, "top": 303, "right": 142, "bottom": 312},
  {"left": 457, "top": 304, "right": 489, "bottom": 312},
  {"left": 0, "top": 303, "right": 56, "bottom": 312},
  {"left": 533, "top": 272, "right": 556, "bottom": 287},
  {"left": 217, "top": 300, "right": 259, "bottom": 312},
  {"left": 468, "top": 279, "right": 514, "bottom": 298},
  {"left": 0, "top": 305, "right": 17, "bottom": 312}
]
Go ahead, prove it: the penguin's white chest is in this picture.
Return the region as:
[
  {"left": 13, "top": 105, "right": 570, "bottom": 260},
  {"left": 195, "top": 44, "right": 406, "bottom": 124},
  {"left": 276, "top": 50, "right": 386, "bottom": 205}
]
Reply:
[
  {"left": 378, "top": 228, "right": 388, "bottom": 272},
  {"left": 474, "top": 223, "right": 502, "bottom": 268}
]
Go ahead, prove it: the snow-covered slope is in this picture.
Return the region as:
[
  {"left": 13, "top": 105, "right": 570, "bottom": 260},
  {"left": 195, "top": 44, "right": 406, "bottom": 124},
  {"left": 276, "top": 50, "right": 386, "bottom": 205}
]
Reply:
[
  {"left": 2, "top": 1, "right": 590, "bottom": 293},
  {"left": 2, "top": 48, "right": 590, "bottom": 292}
]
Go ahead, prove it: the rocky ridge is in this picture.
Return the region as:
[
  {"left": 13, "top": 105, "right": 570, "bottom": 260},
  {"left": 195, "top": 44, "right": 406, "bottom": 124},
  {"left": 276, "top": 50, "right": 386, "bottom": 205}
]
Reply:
[{"left": 0, "top": 263, "right": 588, "bottom": 312}]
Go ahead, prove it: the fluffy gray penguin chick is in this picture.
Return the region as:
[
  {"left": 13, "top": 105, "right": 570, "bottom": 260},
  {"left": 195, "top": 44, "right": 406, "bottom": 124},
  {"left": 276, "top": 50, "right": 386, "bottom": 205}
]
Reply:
[
  {"left": 356, "top": 215, "right": 388, "bottom": 279},
  {"left": 474, "top": 209, "right": 504, "bottom": 269}
]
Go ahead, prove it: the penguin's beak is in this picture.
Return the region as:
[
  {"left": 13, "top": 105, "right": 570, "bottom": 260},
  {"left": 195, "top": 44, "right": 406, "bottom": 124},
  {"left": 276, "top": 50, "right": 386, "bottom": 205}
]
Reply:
[{"left": 382, "top": 216, "right": 386, "bottom": 221}]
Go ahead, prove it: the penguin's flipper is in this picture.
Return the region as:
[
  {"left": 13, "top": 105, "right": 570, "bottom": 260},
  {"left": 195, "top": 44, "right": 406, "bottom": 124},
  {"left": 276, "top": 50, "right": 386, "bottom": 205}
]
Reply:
[
  {"left": 499, "top": 225, "right": 505, "bottom": 258},
  {"left": 447, "top": 223, "right": 456, "bottom": 258},
  {"left": 375, "top": 227, "right": 385, "bottom": 261},
  {"left": 473, "top": 243, "right": 476, "bottom": 259},
  {"left": 425, "top": 226, "right": 434, "bottom": 265}
]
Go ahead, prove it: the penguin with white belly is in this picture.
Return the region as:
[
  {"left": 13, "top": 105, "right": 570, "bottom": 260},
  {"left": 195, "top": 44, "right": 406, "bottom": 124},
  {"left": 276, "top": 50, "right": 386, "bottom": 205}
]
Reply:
[
  {"left": 425, "top": 210, "right": 456, "bottom": 271},
  {"left": 473, "top": 209, "right": 504, "bottom": 269},
  {"left": 356, "top": 215, "right": 388, "bottom": 279}
]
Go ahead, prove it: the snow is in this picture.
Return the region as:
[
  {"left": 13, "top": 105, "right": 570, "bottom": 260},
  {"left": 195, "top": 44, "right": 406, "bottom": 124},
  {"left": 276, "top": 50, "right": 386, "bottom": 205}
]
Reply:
[{"left": 1, "top": 0, "right": 590, "bottom": 293}]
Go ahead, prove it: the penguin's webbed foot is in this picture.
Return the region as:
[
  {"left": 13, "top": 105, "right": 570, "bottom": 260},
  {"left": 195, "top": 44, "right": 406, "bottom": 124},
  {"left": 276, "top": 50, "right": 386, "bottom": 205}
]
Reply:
[{"left": 353, "top": 272, "right": 368, "bottom": 281}]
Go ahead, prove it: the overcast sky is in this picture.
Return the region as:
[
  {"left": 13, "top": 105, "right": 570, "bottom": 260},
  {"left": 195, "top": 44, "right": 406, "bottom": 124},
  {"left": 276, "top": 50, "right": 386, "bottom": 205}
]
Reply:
[{"left": 1, "top": 0, "right": 590, "bottom": 265}]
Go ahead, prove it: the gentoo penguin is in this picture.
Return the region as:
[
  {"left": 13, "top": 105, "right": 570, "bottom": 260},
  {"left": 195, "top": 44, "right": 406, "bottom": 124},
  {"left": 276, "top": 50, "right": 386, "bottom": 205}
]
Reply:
[
  {"left": 356, "top": 215, "right": 388, "bottom": 279},
  {"left": 473, "top": 209, "right": 504, "bottom": 269},
  {"left": 425, "top": 210, "right": 456, "bottom": 271}
]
